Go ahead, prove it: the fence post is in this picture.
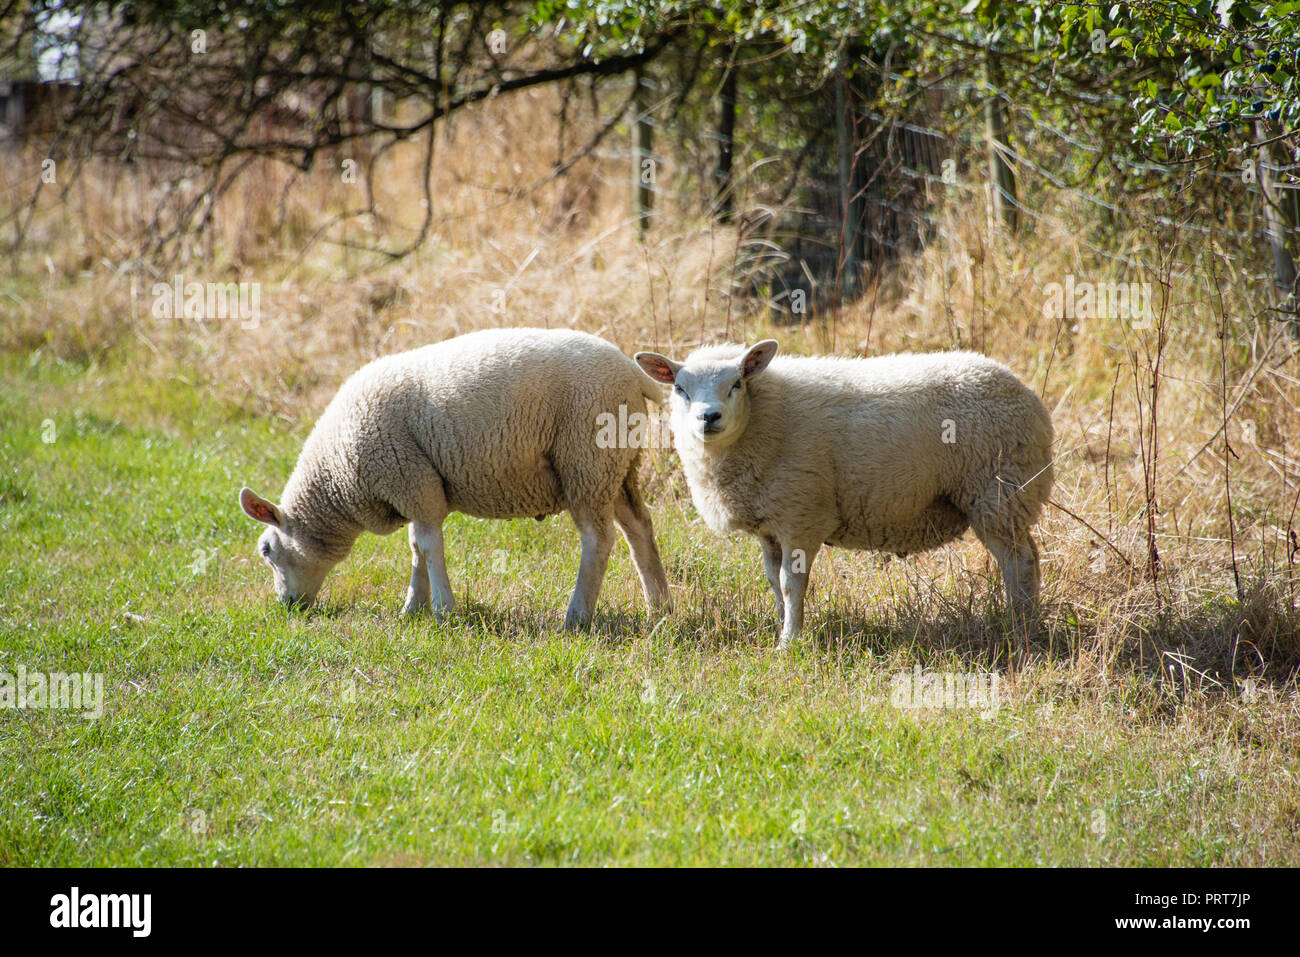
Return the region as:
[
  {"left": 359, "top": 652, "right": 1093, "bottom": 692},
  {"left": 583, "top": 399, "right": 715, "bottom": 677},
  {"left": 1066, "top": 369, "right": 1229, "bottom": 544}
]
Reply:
[
  {"left": 984, "top": 54, "right": 1018, "bottom": 233},
  {"left": 1256, "top": 122, "right": 1299, "bottom": 337},
  {"left": 835, "top": 72, "right": 863, "bottom": 294},
  {"left": 714, "top": 57, "right": 737, "bottom": 223},
  {"left": 633, "top": 65, "right": 654, "bottom": 235}
]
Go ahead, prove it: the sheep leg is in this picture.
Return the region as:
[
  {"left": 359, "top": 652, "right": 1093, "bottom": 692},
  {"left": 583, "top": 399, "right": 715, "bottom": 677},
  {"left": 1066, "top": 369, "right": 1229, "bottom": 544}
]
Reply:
[
  {"left": 776, "top": 542, "right": 819, "bottom": 650},
  {"left": 613, "top": 483, "right": 672, "bottom": 615},
  {"left": 565, "top": 511, "right": 615, "bottom": 630},
  {"left": 404, "top": 520, "right": 455, "bottom": 621},
  {"left": 759, "top": 535, "right": 784, "bottom": 623},
  {"left": 404, "top": 525, "right": 431, "bottom": 613},
  {"left": 974, "top": 527, "right": 1040, "bottom": 624}
]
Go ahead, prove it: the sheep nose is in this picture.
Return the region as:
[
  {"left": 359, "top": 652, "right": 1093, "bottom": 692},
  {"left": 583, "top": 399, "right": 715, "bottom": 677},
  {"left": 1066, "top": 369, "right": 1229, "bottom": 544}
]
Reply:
[{"left": 701, "top": 410, "right": 722, "bottom": 425}]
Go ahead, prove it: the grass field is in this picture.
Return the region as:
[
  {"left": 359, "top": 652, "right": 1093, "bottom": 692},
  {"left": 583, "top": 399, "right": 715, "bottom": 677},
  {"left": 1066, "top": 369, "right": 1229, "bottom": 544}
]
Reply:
[
  {"left": 4, "top": 81, "right": 1300, "bottom": 866},
  {"left": 3, "top": 347, "right": 1298, "bottom": 867}
]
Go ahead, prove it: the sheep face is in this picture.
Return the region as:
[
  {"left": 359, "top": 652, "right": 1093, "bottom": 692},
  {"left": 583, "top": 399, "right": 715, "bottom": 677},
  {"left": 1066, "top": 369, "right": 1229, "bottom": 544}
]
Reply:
[
  {"left": 636, "top": 340, "right": 778, "bottom": 449},
  {"left": 239, "top": 487, "right": 338, "bottom": 608}
]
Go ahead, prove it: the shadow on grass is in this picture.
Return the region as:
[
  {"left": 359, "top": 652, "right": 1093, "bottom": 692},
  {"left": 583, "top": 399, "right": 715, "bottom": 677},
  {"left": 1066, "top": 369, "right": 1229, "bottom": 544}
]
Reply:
[
  {"left": 265, "top": 570, "right": 1300, "bottom": 697},
  {"left": 830, "top": 574, "right": 1299, "bottom": 693},
  {"left": 394, "top": 597, "right": 666, "bottom": 645}
]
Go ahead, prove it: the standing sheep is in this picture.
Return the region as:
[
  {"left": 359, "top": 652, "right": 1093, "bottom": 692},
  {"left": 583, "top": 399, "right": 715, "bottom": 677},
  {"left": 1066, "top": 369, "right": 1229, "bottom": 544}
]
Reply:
[
  {"left": 635, "top": 340, "right": 1053, "bottom": 648},
  {"left": 239, "top": 327, "right": 671, "bottom": 628}
]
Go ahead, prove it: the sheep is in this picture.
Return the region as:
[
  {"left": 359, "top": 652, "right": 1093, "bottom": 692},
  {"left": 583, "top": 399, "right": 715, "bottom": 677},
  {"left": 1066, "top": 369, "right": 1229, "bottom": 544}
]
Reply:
[
  {"left": 239, "top": 327, "right": 672, "bottom": 628},
  {"left": 634, "top": 339, "right": 1053, "bottom": 648}
]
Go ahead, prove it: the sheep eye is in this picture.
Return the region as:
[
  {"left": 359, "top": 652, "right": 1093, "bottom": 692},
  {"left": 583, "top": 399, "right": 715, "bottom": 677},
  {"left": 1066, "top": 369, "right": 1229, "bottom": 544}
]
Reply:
[
  {"left": 675, "top": 385, "right": 690, "bottom": 400},
  {"left": 730, "top": 380, "right": 742, "bottom": 393},
  {"left": 260, "top": 542, "right": 272, "bottom": 558}
]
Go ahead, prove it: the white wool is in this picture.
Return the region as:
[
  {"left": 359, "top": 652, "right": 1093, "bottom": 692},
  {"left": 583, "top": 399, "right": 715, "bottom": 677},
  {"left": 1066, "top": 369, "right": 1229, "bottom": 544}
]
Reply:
[
  {"left": 638, "top": 341, "right": 1053, "bottom": 647},
  {"left": 241, "top": 327, "right": 670, "bottom": 627}
]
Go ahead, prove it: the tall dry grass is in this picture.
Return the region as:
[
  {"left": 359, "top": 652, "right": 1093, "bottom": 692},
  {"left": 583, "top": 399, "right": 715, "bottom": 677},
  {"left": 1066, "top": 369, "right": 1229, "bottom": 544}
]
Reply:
[{"left": 5, "top": 82, "right": 1300, "bottom": 691}]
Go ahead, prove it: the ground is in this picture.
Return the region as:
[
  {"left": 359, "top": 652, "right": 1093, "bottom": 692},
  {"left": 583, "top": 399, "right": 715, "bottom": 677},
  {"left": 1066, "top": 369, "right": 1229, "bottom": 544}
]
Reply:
[{"left": 2, "top": 350, "right": 1296, "bottom": 866}]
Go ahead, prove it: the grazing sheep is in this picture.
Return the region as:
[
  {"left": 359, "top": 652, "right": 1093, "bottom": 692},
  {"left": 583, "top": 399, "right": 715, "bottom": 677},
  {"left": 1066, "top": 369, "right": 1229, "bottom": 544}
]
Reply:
[
  {"left": 239, "top": 327, "right": 671, "bottom": 627},
  {"left": 635, "top": 340, "right": 1053, "bottom": 647}
]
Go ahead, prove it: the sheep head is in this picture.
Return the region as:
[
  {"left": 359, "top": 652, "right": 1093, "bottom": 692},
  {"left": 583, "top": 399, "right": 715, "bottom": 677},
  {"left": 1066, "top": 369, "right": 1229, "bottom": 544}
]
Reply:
[
  {"left": 238, "top": 487, "right": 338, "bottom": 609},
  {"left": 635, "top": 340, "right": 777, "bottom": 450}
]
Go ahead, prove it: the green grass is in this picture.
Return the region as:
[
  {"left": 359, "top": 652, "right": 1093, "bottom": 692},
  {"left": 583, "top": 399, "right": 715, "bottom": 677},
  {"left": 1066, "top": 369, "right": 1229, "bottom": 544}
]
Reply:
[{"left": 1, "top": 351, "right": 1297, "bottom": 866}]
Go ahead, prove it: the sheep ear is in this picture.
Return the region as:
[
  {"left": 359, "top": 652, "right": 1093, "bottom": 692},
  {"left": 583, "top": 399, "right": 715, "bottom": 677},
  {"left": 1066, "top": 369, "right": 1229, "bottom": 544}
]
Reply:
[
  {"left": 635, "top": 352, "right": 681, "bottom": 384},
  {"left": 741, "top": 339, "right": 778, "bottom": 378},
  {"left": 239, "top": 487, "right": 283, "bottom": 527}
]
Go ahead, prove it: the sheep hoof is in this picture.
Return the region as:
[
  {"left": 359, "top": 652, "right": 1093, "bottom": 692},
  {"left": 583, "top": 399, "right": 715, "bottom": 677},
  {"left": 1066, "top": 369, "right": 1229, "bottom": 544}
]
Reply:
[{"left": 563, "top": 612, "right": 591, "bottom": 631}]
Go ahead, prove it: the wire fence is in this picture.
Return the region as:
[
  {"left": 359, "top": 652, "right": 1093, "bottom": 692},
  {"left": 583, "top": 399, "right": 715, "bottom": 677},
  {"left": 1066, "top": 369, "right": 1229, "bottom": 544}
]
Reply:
[{"left": 715, "top": 79, "right": 1299, "bottom": 313}]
